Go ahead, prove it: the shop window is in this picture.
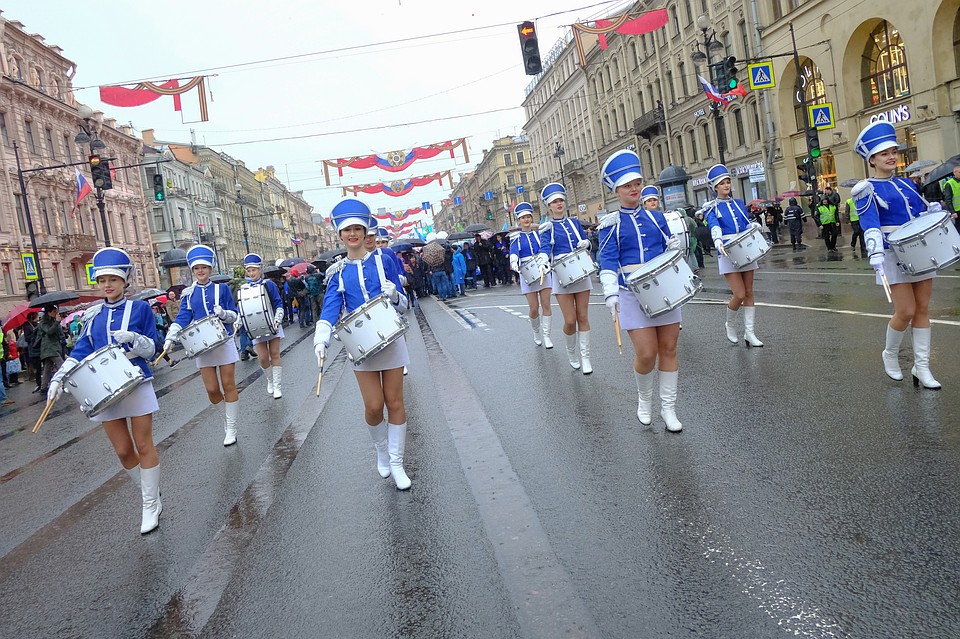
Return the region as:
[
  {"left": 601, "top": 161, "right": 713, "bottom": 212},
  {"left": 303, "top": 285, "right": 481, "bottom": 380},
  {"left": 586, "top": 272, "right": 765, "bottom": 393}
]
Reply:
[
  {"left": 861, "top": 21, "right": 910, "bottom": 108},
  {"left": 0, "top": 113, "right": 9, "bottom": 146},
  {"left": 794, "top": 58, "right": 827, "bottom": 131}
]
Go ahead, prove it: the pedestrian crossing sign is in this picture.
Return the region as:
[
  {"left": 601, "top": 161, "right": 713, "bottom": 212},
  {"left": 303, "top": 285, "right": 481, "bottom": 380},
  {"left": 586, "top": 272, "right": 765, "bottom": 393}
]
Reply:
[
  {"left": 85, "top": 263, "right": 96, "bottom": 285},
  {"left": 747, "top": 62, "right": 776, "bottom": 90},
  {"left": 808, "top": 102, "right": 836, "bottom": 130}
]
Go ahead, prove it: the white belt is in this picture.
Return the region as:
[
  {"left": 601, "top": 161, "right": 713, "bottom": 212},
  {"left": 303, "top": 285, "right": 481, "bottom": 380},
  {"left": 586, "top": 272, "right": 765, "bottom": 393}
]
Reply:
[
  {"left": 619, "top": 264, "right": 642, "bottom": 274},
  {"left": 880, "top": 225, "right": 899, "bottom": 234}
]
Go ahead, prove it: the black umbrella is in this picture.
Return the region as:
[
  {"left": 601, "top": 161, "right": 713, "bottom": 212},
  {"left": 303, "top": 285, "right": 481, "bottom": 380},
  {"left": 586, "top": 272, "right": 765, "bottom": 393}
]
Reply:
[
  {"left": 838, "top": 178, "right": 860, "bottom": 188},
  {"left": 447, "top": 232, "right": 473, "bottom": 240},
  {"left": 923, "top": 155, "right": 960, "bottom": 188},
  {"left": 311, "top": 260, "right": 326, "bottom": 268},
  {"left": 402, "top": 238, "right": 426, "bottom": 247},
  {"left": 131, "top": 288, "right": 166, "bottom": 301},
  {"left": 464, "top": 223, "right": 490, "bottom": 233},
  {"left": 31, "top": 290, "right": 80, "bottom": 308},
  {"left": 391, "top": 243, "right": 413, "bottom": 253},
  {"left": 262, "top": 265, "right": 287, "bottom": 277},
  {"left": 280, "top": 257, "right": 306, "bottom": 267},
  {"left": 210, "top": 274, "right": 232, "bottom": 284},
  {"left": 316, "top": 248, "right": 347, "bottom": 261}
]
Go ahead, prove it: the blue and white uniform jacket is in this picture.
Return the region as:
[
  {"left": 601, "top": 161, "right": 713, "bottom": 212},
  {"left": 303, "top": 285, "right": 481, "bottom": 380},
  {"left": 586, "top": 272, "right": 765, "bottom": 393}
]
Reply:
[
  {"left": 705, "top": 197, "right": 751, "bottom": 244},
  {"left": 318, "top": 251, "right": 409, "bottom": 334},
  {"left": 171, "top": 281, "right": 239, "bottom": 336},
  {"left": 853, "top": 177, "right": 927, "bottom": 250},
  {"left": 241, "top": 278, "right": 284, "bottom": 312},
  {"left": 510, "top": 230, "right": 543, "bottom": 264},
  {"left": 598, "top": 207, "right": 672, "bottom": 287},
  {"left": 538, "top": 217, "right": 588, "bottom": 261},
  {"left": 66, "top": 299, "right": 158, "bottom": 380}
]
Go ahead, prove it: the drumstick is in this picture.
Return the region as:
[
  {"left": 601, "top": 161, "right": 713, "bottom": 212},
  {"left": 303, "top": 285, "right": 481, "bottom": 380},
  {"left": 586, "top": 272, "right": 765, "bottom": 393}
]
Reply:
[
  {"left": 32, "top": 398, "right": 57, "bottom": 434},
  {"left": 151, "top": 346, "right": 171, "bottom": 367},
  {"left": 315, "top": 354, "right": 326, "bottom": 397},
  {"left": 614, "top": 314, "right": 622, "bottom": 355},
  {"left": 539, "top": 265, "right": 545, "bottom": 286},
  {"left": 880, "top": 272, "right": 893, "bottom": 304}
]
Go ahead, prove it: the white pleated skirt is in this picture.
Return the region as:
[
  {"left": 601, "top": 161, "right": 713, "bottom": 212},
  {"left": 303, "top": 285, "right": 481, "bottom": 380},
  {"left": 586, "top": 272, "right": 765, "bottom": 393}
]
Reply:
[
  {"left": 253, "top": 324, "right": 284, "bottom": 346},
  {"left": 718, "top": 254, "right": 760, "bottom": 275},
  {"left": 617, "top": 288, "right": 682, "bottom": 330},
  {"left": 879, "top": 249, "right": 936, "bottom": 286},
  {"left": 194, "top": 339, "right": 240, "bottom": 369},
  {"left": 520, "top": 272, "right": 554, "bottom": 295},
  {"left": 90, "top": 380, "right": 159, "bottom": 423},
  {"left": 353, "top": 337, "right": 409, "bottom": 372}
]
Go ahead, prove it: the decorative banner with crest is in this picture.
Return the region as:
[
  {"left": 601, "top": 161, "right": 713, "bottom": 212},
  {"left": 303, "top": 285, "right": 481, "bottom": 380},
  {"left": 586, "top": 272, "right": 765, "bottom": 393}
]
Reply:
[
  {"left": 372, "top": 208, "right": 423, "bottom": 222},
  {"left": 322, "top": 139, "right": 468, "bottom": 185},
  {"left": 341, "top": 170, "right": 453, "bottom": 198}
]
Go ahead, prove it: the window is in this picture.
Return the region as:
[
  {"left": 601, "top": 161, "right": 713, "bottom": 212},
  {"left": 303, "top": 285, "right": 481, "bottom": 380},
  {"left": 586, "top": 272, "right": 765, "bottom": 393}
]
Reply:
[
  {"left": 739, "top": 21, "right": 751, "bottom": 59},
  {"left": 665, "top": 70, "right": 676, "bottom": 103},
  {"left": 684, "top": 0, "right": 693, "bottom": 25},
  {"left": 119, "top": 214, "right": 128, "bottom": 242},
  {"left": 52, "top": 263, "right": 63, "bottom": 291},
  {"left": 700, "top": 0, "right": 708, "bottom": 12},
  {"left": 678, "top": 62, "right": 687, "bottom": 97},
  {"left": 861, "top": 21, "right": 910, "bottom": 107},
  {"left": 734, "top": 109, "right": 745, "bottom": 146},
  {"left": 642, "top": 33, "right": 649, "bottom": 56},
  {"left": 503, "top": 153, "right": 512, "bottom": 166},
  {"left": 71, "top": 263, "right": 81, "bottom": 290},
  {"left": 517, "top": 151, "right": 525, "bottom": 164},
  {"left": 751, "top": 102, "right": 762, "bottom": 142},
  {"left": 794, "top": 58, "right": 827, "bottom": 131},
  {"left": 59, "top": 201, "right": 71, "bottom": 235},
  {"left": 0, "top": 113, "right": 9, "bottom": 146},
  {"left": 40, "top": 198, "right": 52, "bottom": 233},
  {"left": 722, "top": 31, "right": 733, "bottom": 56},
  {"left": 3, "top": 263, "right": 14, "bottom": 294},
  {"left": 954, "top": 9, "right": 960, "bottom": 77},
  {"left": 676, "top": 135, "right": 686, "bottom": 165},
  {"left": 637, "top": 89, "right": 645, "bottom": 114},
  {"left": 24, "top": 119, "right": 36, "bottom": 152},
  {"left": 702, "top": 122, "right": 713, "bottom": 157},
  {"left": 520, "top": 171, "right": 527, "bottom": 184},
  {"left": 645, "top": 149, "right": 655, "bottom": 177},
  {"left": 62, "top": 134, "right": 72, "bottom": 160},
  {"left": 507, "top": 173, "right": 516, "bottom": 186},
  {"left": 670, "top": 5, "right": 680, "bottom": 37},
  {"left": 772, "top": 0, "right": 783, "bottom": 20},
  {"left": 629, "top": 42, "right": 639, "bottom": 69},
  {"left": 689, "top": 129, "right": 699, "bottom": 162},
  {"left": 44, "top": 128, "right": 56, "bottom": 160},
  {"left": 132, "top": 216, "right": 141, "bottom": 242},
  {"left": 656, "top": 144, "right": 665, "bottom": 172}
]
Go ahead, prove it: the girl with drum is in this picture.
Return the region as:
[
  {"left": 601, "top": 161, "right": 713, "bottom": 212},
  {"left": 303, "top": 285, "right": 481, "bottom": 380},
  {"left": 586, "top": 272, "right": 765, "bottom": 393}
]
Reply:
[
  {"left": 47, "top": 248, "right": 163, "bottom": 533},
  {"left": 704, "top": 163, "right": 764, "bottom": 347},
  {"left": 314, "top": 198, "right": 413, "bottom": 490},
  {"left": 597, "top": 151, "right": 685, "bottom": 432},
  {"left": 165, "top": 245, "right": 242, "bottom": 446},
  {"left": 853, "top": 121, "right": 945, "bottom": 388},
  {"left": 240, "top": 253, "right": 285, "bottom": 399},
  {"left": 536, "top": 183, "right": 595, "bottom": 373},
  {"left": 509, "top": 201, "right": 554, "bottom": 349}
]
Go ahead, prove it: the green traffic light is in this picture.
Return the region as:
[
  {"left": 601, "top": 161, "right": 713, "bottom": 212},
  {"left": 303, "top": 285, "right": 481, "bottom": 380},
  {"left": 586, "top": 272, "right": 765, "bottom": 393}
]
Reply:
[
  {"left": 810, "top": 148, "right": 821, "bottom": 159},
  {"left": 155, "top": 192, "right": 165, "bottom": 202},
  {"left": 728, "top": 78, "right": 738, "bottom": 90}
]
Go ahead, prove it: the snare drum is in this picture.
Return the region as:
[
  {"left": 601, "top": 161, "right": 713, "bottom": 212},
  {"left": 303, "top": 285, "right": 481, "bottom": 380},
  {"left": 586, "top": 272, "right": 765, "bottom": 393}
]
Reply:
[
  {"left": 663, "top": 210, "right": 690, "bottom": 256},
  {"left": 238, "top": 284, "right": 277, "bottom": 340},
  {"left": 519, "top": 258, "right": 550, "bottom": 285},
  {"left": 333, "top": 294, "right": 408, "bottom": 365},
  {"left": 624, "top": 249, "right": 702, "bottom": 318},
  {"left": 886, "top": 211, "right": 960, "bottom": 276},
  {"left": 178, "top": 315, "right": 231, "bottom": 359},
  {"left": 723, "top": 226, "right": 770, "bottom": 269},
  {"left": 552, "top": 248, "right": 597, "bottom": 287},
  {"left": 62, "top": 344, "right": 146, "bottom": 417}
]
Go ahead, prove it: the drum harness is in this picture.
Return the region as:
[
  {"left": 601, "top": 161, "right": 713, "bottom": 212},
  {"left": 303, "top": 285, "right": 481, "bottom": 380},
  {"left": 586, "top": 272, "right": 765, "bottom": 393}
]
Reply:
[
  {"left": 81, "top": 300, "right": 138, "bottom": 359},
  {"left": 597, "top": 208, "right": 672, "bottom": 277}
]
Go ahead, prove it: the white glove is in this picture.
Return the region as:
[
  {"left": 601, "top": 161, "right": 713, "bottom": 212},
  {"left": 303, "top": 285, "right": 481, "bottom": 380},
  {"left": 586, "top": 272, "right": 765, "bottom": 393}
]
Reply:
[
  {"left": 213, "top": 305, "right": 227, "bottom": 320},
  {"left": 577, "top": 238, "right": 591, "bottom": 250},
  {"left": 509, "top": 254, "right": 519, "bottom": 273},
  {"left": 714, "top": 238, "right": 725, "bottom": 252},
  {"left": 113, "top": 330, "right": 136, "bottom": 344},
  {"left": 537, "top": 220, "right": 553, "bottom": 235},
  {"left": 927, "top": 202, "right": 944, "bottom": 214},
  {"left": 315, "top": 341, "right": 326, "bottom": 365},
  {"left": 166, "top": 323, "right": 182, "bottom": 341},
  {"left": 599, "top": 270, "right": 620, "bottom": 299},
  {"left": 666, "top": 235, "right": 682, "bottom": 251},
  {"left": 750, "top": 221, "right": 763, "bottom": 232},
  {"left": 605, "top": 294, "right": 619, "bottom": 321},
  {"left": 163, "top": 339, "right": 176, "bottom": 355},
  {"left": 273, "top": 306, "right": 284, "bottom": 325},
  {"left": 535, "top": 253, "right": 550, "bottom": 269},
  {"left": 381, "top": 281, "right": 399, "bottom": 304},
  {"left": 48, "top": 358, "right": 79, "bottom": 403},
  {"left": 47, "top": 380, "right": 62, "bottom": 403},
  {"left": 314, "top": 321, "right": 332, "bottom": 365},
  {"left": 869, "top": 252, "right": 885, "bottom": 277}
]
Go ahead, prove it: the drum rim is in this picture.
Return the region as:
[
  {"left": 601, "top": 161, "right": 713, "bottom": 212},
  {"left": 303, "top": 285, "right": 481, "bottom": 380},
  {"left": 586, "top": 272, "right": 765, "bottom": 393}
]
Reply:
[
  {"left": 625, "top": 249, "right": 683, "bottom": 285},
  {"left": 239, "top": 284, "right": 278, "bottom": 337},
  {"left": 82, "top": 375, "right": 147, "bottom": 417},
  {"left": 63, "top": 343, "right": 139, "bottom": 384},
  {"left": 887, "top": 211, "right": 951, "bottom": 244},
  {"left": 726, "top": 225, "right": 767, "bottom": 247},
  {"left": 335, "top": 294, "right": 392, "bottom": 329},
  {"left": 554, "top": 247, "right": 592, "bottom": 265}
]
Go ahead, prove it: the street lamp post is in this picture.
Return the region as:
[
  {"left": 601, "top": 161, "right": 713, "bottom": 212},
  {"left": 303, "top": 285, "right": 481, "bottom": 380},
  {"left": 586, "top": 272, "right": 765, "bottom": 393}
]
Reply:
[
  {"left": 692, "top": 15, "right": 728, "bottom": 165},
  {"left": 553, "top": 142, "right": 566, "bottom": 188},
  {"left": 12, "top": 141, "right": 46, "bottom": 295},
  {"left": 235, "top": 182, "right": 250, "bottom": 252},
  {"left": 75, "top": 105, "right": 111, "bottom": 246}
]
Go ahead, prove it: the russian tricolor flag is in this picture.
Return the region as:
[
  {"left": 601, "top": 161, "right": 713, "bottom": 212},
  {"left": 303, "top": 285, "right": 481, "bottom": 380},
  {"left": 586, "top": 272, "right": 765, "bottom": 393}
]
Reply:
[
  {"left": 70, "top": 168, "right": 92, "bottom": 216},
  {"left": 698, "top": 76, "right": 748, "bottom": 104}
]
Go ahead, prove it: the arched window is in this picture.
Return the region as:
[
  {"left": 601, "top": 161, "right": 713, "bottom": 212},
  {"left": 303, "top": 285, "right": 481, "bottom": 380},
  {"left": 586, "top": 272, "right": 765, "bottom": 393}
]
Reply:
[
  {"left": 678, "top": 61, "right": 687, "bottom": 97},
  {"left": 606, "top": 66, "right": 613, "bottom": 91},
  {"left": 701, "top": 122, "right": 713, "bottom": 158},
  {"left": 953, "top": 9, "right": 960, "bottom": 77},
  {"left": 861, "top": 21, "right": 909, "bottom": 107},
  {"left": 794, "top": 58, "right": 826, "bottom": 131},
  {"left": 645, "top": 148, "right": 655, "bottom": 177},
  {"left": 637, "top": 89, "right": 645, "bottom": 114},
  {"left": 629, "top": 42, "right": 639, "bottom": 69},
  {"left": 613, "top": 57, "right": 621, "bottom": 85},
  {"left": 675, "top": 135, "right": 686, "bottom": 166},
  {"left": 733, "top": 109, "right": 745, "bottom": 147},
  {"left": 688, "top": 128, "right": 699, "bottom": 163},
  {"left": 684, "top": 0, "right": 693, "bottom": 25},
  {"left": 619, "top": 103, "right": 628, "bottom": 132},
  {"left": 670, "top": 5, "right": 680, "bottom": 37},
  {"left": 665, "top": 69, "right": 676, "bottom": 104}
]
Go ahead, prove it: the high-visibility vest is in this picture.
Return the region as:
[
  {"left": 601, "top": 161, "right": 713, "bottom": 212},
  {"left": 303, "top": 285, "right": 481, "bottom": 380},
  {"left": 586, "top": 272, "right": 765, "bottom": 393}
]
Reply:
[
  {"left": 847, "top": 198, "right": 858, "bottom": 222},
  {"left": 818, "top": 203, "right": 837, "bottom": 224},
  {"left": 945, "top": 178, "right": 960, "bottom": 213}
]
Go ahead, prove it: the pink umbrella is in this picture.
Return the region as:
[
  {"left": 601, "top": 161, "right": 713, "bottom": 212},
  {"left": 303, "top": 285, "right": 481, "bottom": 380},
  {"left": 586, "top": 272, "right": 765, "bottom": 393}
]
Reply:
[{"left": 288, "top": 262, "right": 310, "bottom": 277}]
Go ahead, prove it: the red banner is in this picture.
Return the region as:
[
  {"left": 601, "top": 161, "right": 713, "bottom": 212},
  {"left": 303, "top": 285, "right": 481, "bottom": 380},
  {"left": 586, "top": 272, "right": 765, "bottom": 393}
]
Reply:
[
  {"left": 571, "top": 9, "right": 668, "bottom": 66},
  {"left": 99, "top": 76, "right": 209, "bottom": 122},
  {"left": 322, "top": 139, "right": 468, "bottom": 185},
  {"left": 341, "top": 171, "right": 453, "bottom": 198}
]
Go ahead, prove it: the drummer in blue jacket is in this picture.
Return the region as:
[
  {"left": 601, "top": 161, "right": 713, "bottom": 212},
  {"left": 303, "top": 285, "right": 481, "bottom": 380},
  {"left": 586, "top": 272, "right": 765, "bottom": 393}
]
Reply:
[
  {"left": 165, "top": 245, "right": 242, "bottom": 446},
  {"left": 314, "top": 198, "right": 413, "bottom": 490},
  {"left": 240, "top": 253, "right": 285, "bottom": 399},
  {"left": 704, "top": 163, "right": 764, "bottom": 347},
  {"left": 536, "top": 182, "right": 594, "bottom": 373},
  {"left": 597, "top": 150, "right": 685, "bottom": 432},
  {"left": 509, "top": 201, "right": 554, "bottom": 348},
  {"left": 853, "top": 121, "right": 944, "bottom": 388},
  {"left": 48, "top": 248, "right": 163, "bottom": 534}
]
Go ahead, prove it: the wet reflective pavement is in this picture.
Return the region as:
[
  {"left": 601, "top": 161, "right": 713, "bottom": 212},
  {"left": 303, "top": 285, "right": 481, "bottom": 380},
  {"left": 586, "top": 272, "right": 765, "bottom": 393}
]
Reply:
[{"left": 2, "top": 242, "right": 959, "bottom": 638}]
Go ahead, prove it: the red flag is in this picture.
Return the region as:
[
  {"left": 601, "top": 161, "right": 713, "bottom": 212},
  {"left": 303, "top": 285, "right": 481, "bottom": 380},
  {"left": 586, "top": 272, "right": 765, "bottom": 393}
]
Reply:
[
  {"left": 596, "top": 9, "right": 669, "bottom": 49},
  {"left": 100, "top": 79, "right": 182, "bottom": 110}
]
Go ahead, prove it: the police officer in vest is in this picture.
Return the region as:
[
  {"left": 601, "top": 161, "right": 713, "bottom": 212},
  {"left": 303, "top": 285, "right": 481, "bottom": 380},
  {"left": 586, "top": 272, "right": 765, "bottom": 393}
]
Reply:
[
  {"left": 817, "top": 194, "right": 839, "bottom": 252},
  {"left": 942, "top": 165, "right": 960, "bottom": 233},
  {"left": 846, "top": 193, "right": 866, "bottom": 255}
]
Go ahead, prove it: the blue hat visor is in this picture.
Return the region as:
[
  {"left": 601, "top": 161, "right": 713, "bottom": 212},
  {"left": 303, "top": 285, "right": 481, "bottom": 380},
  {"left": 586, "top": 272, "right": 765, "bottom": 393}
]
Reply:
[{"left": 93, "top": 266, "right": 130, "bottom": 281}]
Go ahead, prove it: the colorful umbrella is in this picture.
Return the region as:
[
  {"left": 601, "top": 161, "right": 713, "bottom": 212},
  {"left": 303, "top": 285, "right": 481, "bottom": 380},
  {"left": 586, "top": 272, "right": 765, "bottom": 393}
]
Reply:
[
  {"left": 2, "top": 300, "right": 38, "bottom": 333},
  {"left": 288, "top": 262, "right": 310, "bottom": 277}
]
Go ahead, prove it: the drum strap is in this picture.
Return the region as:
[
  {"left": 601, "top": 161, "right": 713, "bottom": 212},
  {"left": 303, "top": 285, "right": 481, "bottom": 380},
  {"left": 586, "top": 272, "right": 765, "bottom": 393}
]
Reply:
[
  {"left": 100, "top": 300, "right": 133, "bottom": 348},
  {"left": 373, "top": 252, "right": 388, "bottom": 297}
]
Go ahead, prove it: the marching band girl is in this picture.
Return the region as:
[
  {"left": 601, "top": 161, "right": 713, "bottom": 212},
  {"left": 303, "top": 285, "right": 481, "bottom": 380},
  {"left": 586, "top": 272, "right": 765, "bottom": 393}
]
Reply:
[
  {"left": 165, "top": 245, "right": 242, "bottom": 446},
  {"left": 853, "top": 121, "right": 943, "bottom": 388},
  {"left": 314, "top": 198, "right": 413, "bottom": 490},
  {"left": 510, "top": 201, "right": 554, "bottom": 348},
  {"left": 536, "top": 182, "right": 594, "bottom": 373},
  {"left": 703, "top": 163, "right": 765, "bottom": 347},
  {"left": 597, "top": 151, "right": 685, "bottom": 432},
  {"left": 239, "top": 253, "right": 285, "bottom": 398},
  {"left": 48, "top": 248, "right": 163, "bottom": 533}
]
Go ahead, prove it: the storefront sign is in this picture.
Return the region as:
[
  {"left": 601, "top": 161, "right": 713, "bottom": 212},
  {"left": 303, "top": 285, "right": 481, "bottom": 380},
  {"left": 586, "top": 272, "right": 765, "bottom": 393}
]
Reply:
[
  {"left": 870, "top": 104, "right": 911, "bottom": 125},
  {"left": 690, "top": 161, "right": 764, "bottom": 187},
  {"left": 693, "top": 107, "right": 706, "bottom": 118},
  {"left": 749, "top": 166, "right": 766, "bottom": 183},
  {"left": 663, "top": 184, "right": 688, "bottom": 209}
]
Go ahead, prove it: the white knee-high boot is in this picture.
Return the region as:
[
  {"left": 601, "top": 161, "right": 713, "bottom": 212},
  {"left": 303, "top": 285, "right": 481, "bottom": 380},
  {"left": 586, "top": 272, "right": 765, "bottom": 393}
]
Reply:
[
  {"left": 635, "top": 371, "right": 655, "bottom": 425},
  {"left": 387, "top": 422, "right": 411, "bottom": 490},
  {"left": 579, "top": 331, "right": 592, "bottom": 374},
  {"left": 659, "top": 370, "right": 683, "bottom": 432},
  {"left": 125, "top": 464, "right": 141, "bottom": 486},
  {"left": 541, "top": 315, "right": 554, "bottom": 349},
  {"left": 223, "top": 400, "right": 239, "bottom": 446},
  {"left": 369, "top": 421, "right": 391, "bottom": 478},
  {"left": 565, "top": 332, "right": 581, "bottom": 369},
  {"left": 272, "top": 366, "right": 282, "bottom": 399},
  {"left": 911, "top": 327, "right": 941, "bottom": 389},
  {"left": 725, "top": 308, "right": 740, "bottom": 344},
  {"left": 140, "top": 464, "right": 162, "bottom": 534},
  {"left": 530, "top": 317, "right": 542, "bottom": 346},
  {"left": 882, "top": 324, "right": 905, "bottom": 381},
  {"left": 743, "top": 306, "right": 764, "bottom": 347},
  {"left": 264, "top": 366, "right": 273, "bottom": 395}
]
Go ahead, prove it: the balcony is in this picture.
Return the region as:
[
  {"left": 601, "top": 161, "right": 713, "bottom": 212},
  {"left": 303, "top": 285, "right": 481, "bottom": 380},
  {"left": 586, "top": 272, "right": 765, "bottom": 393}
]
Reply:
[
  {"left": 564, "top": 158, "right": 585, "bottom": 176},
  {"left": 634, "top": 106, "right": 665, "bottom": 140},
  {"left": 63, "top": 233, "right": 99, "bottom": 254}
]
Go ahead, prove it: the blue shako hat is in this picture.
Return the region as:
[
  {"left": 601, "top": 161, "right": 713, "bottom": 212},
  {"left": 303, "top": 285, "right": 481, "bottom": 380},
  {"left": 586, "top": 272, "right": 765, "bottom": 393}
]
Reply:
[
  {"left": 330, "top": 198, "right": 372, "bottom": 232},
  {"left": 640, "top": 185, "right": 660, "bottom": 204},
  {"left": 92, "top": 247, "right": 134, "bottom": 281},
  {"left": 366, "top": 213, "right": 379, "bottom": 236},
  {"left": 375, "top": 226, "right": 390, "bottom": 239},
  {"left": 186, "top": 244, "right": 216, "bottom": 268},
  {"left": 707, "top": 163, "right": 731, "bottom": 189},
  {"left": 601, "top": 149, "right": 643, "bottom": 191},
  {"left": 855, "top": 121, "right": 898, "bottom": 160},
  {"left": 243, "top": 253, "right": 263, "bottom": 269},
  {"left": 541, "top": 182, "right": 567, "bottom": 204},
  {"left": 515, "top": 201, "right": 535, "bottom": 217}
]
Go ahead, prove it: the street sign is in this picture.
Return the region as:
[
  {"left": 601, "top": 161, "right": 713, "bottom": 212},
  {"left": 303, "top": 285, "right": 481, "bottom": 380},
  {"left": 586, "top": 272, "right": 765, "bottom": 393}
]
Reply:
[
  {"left": 747, "top": 61, "right": 776, "bottom": 90},
  {"left": 453, "top": 196, "right": 463, "bottom": 206},
  {"left": 21, "top": 253, "right": 37, "bottom": 281},
  {"left": 421, "top": 201, "right": 430, "bottom": 211},
  {"left": 484, "top": 191, "right": 493, "bottom": 200},
  {"left": 749, "top": 166, "right": 766, "bottom": 183},
  {"left": 578, "top": 204, "right": 587, "bottom": 213},
  {"left": 808, "top": 102, "right": 836, "bottom": 130},
  {"left": 85, "top": 263, "right": 96, "bottom": 285},
  {"left": 516, "top": 186, "right": 524, "bottom": 194}
]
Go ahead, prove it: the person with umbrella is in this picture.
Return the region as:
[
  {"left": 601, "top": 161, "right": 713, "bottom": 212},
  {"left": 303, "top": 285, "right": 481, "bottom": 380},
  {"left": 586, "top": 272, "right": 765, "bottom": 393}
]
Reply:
[
  {"left": 47, "top": 248, "right": 164, "bottom": 534},
  {"left": 36, "top": 304, "right": 65, "bottom": 393},
  {"left": 165, "top": 245, "right": 243, "bottom": 445},
  {"left": 314, "top": 198, "right": 413, "bottom": 490},
  {"left": 597, "top": 150, "right": 686, "bottom": 431},
  {"left": 536, "top": 182, "right": 595, "bottom": 373},
  {"left": 509, "top": 201, "right": 554, "bottom": 348},
  {"left": 240, "top": 253, "right": 286, "bottom": 399},
  {"left": 852, "top": 121, "right": 944, "bottom": 388}
]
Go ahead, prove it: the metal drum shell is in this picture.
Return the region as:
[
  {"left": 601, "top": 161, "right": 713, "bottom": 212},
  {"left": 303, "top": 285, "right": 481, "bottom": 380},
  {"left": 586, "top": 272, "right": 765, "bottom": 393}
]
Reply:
[
  {"left": 723, "top": 226, "right": 771, "bottom": 269},
  {"left": 624, "top": 249, "right": 703, "bottom": 318},
  {"left": 238, "top": 284, "right": 278, "bottom": 341},
  {"left": 332, "top": 295, "right": 408, "bottom": 365},
  {"left": 551, "top": 248, "right": 597, "bottom": 287},
  {"left": 62, "top": 344, "right": 146, "bottom": 417},
  {"left": 887, "top": 211, "right": 960, "bottom": 276},
  {"left": 178, "top": 315, "right": 231, "bottom": 359}
]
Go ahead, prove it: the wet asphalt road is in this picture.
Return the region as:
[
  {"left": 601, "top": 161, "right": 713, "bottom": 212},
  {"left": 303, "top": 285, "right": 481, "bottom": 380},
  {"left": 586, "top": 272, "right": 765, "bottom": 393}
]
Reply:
[{"left": 1, "top": 239, "right": 959, "bottom": 638}]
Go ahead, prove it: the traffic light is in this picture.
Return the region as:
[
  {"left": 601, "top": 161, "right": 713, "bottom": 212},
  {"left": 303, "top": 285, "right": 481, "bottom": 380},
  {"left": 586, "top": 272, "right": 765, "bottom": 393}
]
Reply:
[
  {"left": 89, "top": 155, "right": 112, "bottom": 190},
  {"left": 517, "top": 21, "right": 542, "bottom": 75},
  {"left": 797, "top": 158, "right": 814, "bottom": 185},
  {"left": 723, "top": 56, "right": 739, "bottom": 90},
  {"left": 805, "top": 126, "right": 822, "bottom": 159},
  {"left": 25, "top": 280, "right": 39, "bottom": 300},
  {"left": 153, "top": 173, "right": 166, "bottom": 202}
]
